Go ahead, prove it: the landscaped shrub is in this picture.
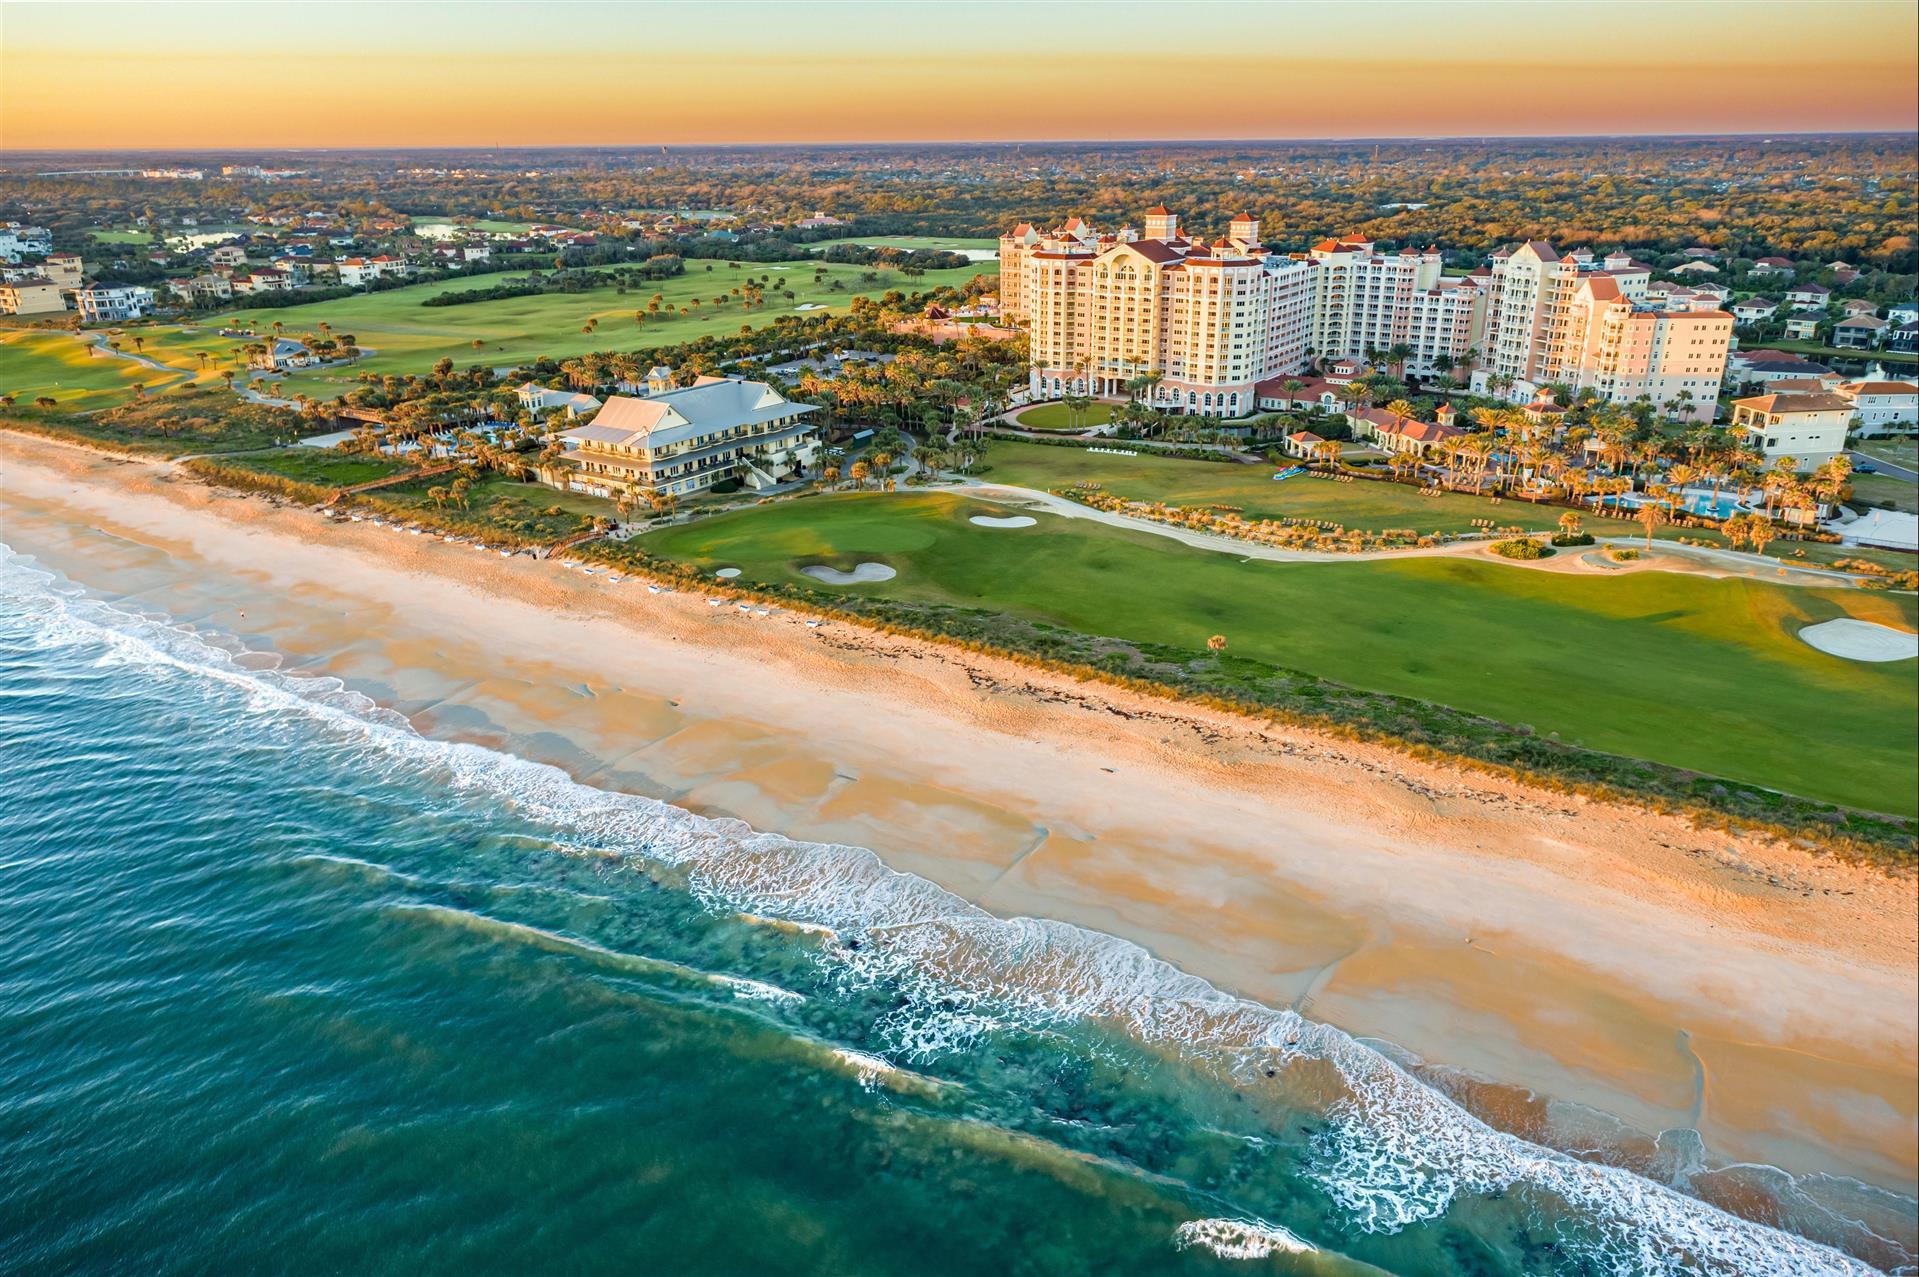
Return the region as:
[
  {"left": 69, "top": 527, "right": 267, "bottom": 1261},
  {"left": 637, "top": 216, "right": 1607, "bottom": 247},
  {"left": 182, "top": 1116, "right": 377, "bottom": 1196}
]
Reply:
[
  {"left": 1608, "top": 546, "right": 1642, "bottom": 562},
  {"left": 1490, "top": 538, "right": 1552, "bottom": 560},
  {"left": 1551, "top": 532, "right": 1595, "bottom": 546}
]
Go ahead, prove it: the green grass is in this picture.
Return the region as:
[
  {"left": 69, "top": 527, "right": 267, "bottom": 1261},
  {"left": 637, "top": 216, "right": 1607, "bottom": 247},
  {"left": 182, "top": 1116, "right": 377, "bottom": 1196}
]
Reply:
[
  {"left": 978, "top": 440, "right": 1652, "bottom": 539},
  {"left": 1766, "top": 338, "right": 1917, "bottom": 369},
  {"left": 1855, "top": 438, "right": 1917, "bottom": 470},
  {"left": 84, "top": 227, "right": 156, "bottom": 245},
  {"left": 642, "top": 492, "right": 1917, "bottom": 814},
  {"left": 804, "top": 235, "right": 999, "bottom": 257},
  {"left": 218, "top": 448, "right": 410, "bottom": 488},
  {"left": 2, "top": 386, "right": 313, "bottom": 456},
  {"left": 0, "top": 330, "right": 188, "bottom": 409},
  {"left": 1012, "top": 403, "right": 1114, "bottom": 431},
  {"left": 366, "top": 475, "right": 619, "bottom": 545},
  {"left": 156, "top": 257, "right": 986, "bottom": 394},
  {"left": 409, "top": 216, "right": 538, "bottom": 235},
  {"left": 1850, "top": 472, "right": 1919, "bottom": 513}
]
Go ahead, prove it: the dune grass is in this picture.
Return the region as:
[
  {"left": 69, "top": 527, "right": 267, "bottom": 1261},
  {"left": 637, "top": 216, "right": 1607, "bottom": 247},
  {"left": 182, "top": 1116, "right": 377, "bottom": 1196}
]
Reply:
[{"left": 642, "top": 491, "right": 1918, "bottom": 815}]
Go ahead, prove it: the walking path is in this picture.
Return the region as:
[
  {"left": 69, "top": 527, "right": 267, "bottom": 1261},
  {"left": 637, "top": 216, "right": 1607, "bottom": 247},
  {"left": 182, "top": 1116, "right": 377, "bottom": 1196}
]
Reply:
[{"left": 951, "top": 478, "right": 1877, "bottom": 585}]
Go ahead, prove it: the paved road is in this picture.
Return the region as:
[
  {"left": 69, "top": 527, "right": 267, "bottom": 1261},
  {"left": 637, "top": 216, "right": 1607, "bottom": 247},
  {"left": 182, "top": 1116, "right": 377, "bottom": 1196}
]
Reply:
[{"left": 1849, "top": 449, "right": 1918, "bottom": 483}]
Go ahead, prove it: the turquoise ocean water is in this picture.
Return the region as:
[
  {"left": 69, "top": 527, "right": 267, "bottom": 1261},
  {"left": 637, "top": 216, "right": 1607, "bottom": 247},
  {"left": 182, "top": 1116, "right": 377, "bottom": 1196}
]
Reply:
[{"left": 0, "top": 544, "right": 1907, "bottom": 1276}]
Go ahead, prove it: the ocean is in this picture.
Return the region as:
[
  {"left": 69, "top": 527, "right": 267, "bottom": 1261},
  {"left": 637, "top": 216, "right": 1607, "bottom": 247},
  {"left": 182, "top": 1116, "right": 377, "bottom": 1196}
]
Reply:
[{"left": 0, "top": 542, "right": 1906, "bottom": 1276}]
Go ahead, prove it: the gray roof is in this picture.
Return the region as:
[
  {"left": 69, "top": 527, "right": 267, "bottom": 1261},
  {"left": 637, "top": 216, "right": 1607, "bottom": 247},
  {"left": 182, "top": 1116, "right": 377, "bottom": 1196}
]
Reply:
[{"left": 561, "top": 377, "right": 815, "bottom": 451}]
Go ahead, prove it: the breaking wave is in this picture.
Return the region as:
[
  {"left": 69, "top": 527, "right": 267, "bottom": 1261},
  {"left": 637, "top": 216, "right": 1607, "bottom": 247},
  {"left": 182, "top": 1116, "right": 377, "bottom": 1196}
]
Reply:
[{"left": 0, "top": 546, "right": 1893, "bottom": 1277}]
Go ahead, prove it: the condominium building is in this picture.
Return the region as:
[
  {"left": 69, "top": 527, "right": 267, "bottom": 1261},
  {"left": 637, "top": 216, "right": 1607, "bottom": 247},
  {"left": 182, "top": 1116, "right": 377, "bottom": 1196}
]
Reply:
[
  {"left": 0, "top": 277, "right": 68, "bottom": 315},
  {"left": 547, "top": 375, "right": 820, "bottom": 499},
  {"left": 1005, "top": 208, "right": 1314, "bottom": 417},
  {"left": 1301, "top": 236, "right": 1482, "bottom": 376},
  {"left": 1470, "top": 241, "right": 1726, "bottom": 420}
]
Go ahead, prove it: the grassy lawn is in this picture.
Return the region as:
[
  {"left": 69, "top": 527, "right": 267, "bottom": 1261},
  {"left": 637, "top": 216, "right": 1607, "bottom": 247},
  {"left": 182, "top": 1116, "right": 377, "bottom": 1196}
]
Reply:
[
  {"left": 1855, "top": 438, "right": 1917, "bottom": 471},
  {"left": 1012, "top": 402, "right": 1115, "bottom": 431},
  {"left": 642, "top": 492, "right": 1918, "bottom": 815},
  {"left": 219, "top": 448, "right": 411, "bottom": 488},
  {"left": 409, "top": 215, "right": 538, "bottom": 235},
  {"left": 1766, "top": 339, "right": 1917, "bottom": 370},
  {"left": 804, "top": 235, "right": 999, "bottom": 258},
  {"left": 1850, "top": 472, "right": 1919, "bottom": 513},
  {"left": 84, "top": 227, "right": 156, "bottom": 245},
  {"left": 0, "top": 330, "right": 189, "bottom": 410},
  {"left": 170, "top": 257, "right": 985, "bottom": 391},
  {"left": 978, "top": 440, "right": 1656, "bottom": 539}
]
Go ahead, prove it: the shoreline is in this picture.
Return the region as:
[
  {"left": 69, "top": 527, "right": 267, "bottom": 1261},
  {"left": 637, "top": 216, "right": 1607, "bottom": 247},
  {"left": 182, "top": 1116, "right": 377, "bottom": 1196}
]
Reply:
[{"left": 3, "top": 429, "right": 1914, "bottom": 1205}]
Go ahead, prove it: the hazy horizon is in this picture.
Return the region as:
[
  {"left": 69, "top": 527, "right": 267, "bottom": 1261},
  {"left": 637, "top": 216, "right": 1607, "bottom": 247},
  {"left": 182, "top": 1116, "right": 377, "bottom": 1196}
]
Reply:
[{"left": 5, "top": 0, "right": 1915, "bottom": 149}]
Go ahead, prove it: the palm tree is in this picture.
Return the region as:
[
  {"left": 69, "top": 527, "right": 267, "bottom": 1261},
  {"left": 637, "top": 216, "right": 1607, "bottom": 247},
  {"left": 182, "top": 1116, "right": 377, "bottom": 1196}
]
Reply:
[
  {"left": 1557, "top": 511, "right": 1583, "bottom": 539},
  {"left": 1637, "top": 487, "right": 1669, "bottom": 548}
]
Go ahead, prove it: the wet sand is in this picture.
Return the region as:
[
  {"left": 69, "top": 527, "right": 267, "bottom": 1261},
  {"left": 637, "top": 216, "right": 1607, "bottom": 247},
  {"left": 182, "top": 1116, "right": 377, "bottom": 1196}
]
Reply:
[{"left": 3, "top": 431, "right": 1914, "bottom": 1207}]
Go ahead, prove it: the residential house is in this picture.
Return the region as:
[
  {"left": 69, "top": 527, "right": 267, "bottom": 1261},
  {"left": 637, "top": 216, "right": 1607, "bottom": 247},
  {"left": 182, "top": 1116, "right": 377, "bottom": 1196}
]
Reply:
[
  {"left": 0, "top": 222, "right": 53, "bottom": 261},
  {"left": 1832, "top": 315, "right": 1888, "bottom": 350},
  {"left": 1730, "top": 391, "right": 1855, "bottom": 468},
  {"left": 546, "top": 376, "right": 820, "bottom": 499},
  {"left": 1729, "top": 297, "right": 1777, "bottom": 325},
  {"left": 1840, "top": 299, "right": 1878, "bottom": 317},
  {"left": 1832, "top": 380, "right": 1917, "bottom": 435},
  {"left": 40, "top": 251, "right": 84, "bottom": 287},
  {"left": 337, "top": 255, "right": 412, "bottom": 287},
  {"left": 1669, "top": 260, "right": 1719, "bottom": 276},
  {"left": 208, "top": 244, "right": 249, "bottom": 267},
  {"left": 515, "top": 382, "right": 603, "bottom": 420},
  {"left": 1784, "top": 283, "right": 1831, "bottom": 311},
  {"left": 1887, "top": 303, "right": 1917, "bottom": 325},
  {"left": 1749, "top": 256, "right": 1796, "bottom": 277},
  {"left": 1729, "top": 350, "right": 1835, "bottom": 386},
  {"left": 251, "top": 338, "right": 317, "bottom": 370},
  {"left": 1887, "top": 321, "right": 1917, "bottom": 356},
  {"left": 0, "top": 277, "right": 68, "bottom": 315},
  {"left": 1782, "top": 316, "right": 1821, "bottom": 342},
  {"left": 231, "top": 268, "right": 291, "bottom": 296},
  {"left": 72, "top": 286, "right": 154, "bottom": 323}
]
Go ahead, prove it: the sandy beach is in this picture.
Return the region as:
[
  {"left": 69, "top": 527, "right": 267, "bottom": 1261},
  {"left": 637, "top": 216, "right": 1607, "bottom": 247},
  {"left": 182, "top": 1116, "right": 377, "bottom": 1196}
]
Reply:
[{"left": 3, "top": 430, "right": 1914, "bottom": 1209}]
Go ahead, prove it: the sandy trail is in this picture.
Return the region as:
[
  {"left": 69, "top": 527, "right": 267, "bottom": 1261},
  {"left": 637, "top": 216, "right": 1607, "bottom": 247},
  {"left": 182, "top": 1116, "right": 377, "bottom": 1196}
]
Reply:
[{"left": 2, "top": 430, "right": 1913, "bottom": 1201}]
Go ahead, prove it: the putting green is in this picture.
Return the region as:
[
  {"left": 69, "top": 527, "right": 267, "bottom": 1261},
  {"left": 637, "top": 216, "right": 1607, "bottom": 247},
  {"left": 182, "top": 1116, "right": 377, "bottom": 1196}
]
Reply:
[{"left": 644, "top": 491, "right": 1918, "bottom": 813}]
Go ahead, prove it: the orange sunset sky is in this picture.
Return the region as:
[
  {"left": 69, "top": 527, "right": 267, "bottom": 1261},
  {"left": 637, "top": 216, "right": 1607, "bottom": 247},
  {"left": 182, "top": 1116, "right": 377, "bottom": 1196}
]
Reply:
[{"left": 3, "top": 0, "right": 1916, "bottom": 149}]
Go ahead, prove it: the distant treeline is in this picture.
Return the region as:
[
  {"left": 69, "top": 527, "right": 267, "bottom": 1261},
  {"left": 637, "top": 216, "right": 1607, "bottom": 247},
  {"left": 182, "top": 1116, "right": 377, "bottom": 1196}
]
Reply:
[{"left": 423, "top": 255, "right": 685, "bottom": 307}]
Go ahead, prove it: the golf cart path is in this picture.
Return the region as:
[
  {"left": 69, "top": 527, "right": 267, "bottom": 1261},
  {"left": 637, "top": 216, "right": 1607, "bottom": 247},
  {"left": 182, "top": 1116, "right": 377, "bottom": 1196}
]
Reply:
[{"left": 956, "top": 480, "right": 1876, "bottom": 586}]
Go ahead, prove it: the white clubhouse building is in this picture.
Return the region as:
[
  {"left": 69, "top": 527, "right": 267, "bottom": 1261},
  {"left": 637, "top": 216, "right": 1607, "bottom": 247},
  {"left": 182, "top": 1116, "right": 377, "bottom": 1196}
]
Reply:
[{"left": 547, "top": 375, "right": 820, "bottom": 499}]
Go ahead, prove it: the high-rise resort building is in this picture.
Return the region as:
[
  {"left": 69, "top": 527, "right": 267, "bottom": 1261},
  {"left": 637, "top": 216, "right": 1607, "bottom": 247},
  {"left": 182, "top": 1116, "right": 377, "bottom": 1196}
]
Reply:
[
  {"left": 1469, "top": 241, "right": 1731, "bottom": 420},
  {"left": 1302, "top": 236, "right": 1483, "bottom": 376},
  {"left": 1000, "top": 208, "right": 1314, "bottom": 417}
]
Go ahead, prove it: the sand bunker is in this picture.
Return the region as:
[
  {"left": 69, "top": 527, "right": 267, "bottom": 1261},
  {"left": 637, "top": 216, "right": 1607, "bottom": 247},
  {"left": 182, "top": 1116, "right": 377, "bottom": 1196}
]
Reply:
[
  {"left": 1799, "top": 618, "right": 1919, "bottom": 662},
  {"left": 970, "top": 515, "right": 1037, "bottom": 528},
  {"left": 800, "top": 562, "right": 896, "bottom": 585},
  {"left": 715, "top": 567, "right": 742, "bottom": 578}
]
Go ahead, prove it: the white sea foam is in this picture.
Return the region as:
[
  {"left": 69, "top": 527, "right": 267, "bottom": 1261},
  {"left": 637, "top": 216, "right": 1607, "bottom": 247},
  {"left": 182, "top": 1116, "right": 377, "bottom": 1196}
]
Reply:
[
  {"left": 0, "top": 544, "right": 1889, "bottom": 1277},
  {"left": 1173, "top": 1217, "right": 1315, "bottom": 1259}
]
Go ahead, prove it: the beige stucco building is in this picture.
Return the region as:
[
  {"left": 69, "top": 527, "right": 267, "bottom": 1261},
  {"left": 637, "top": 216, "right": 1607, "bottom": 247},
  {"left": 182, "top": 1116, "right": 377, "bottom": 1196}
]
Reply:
[
  {"left": 1472, "top": 241, "right": 1728, "bottom": 420},
  {"left": 1003, "top": 208, "right": 1314, "bottom": 417}
]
